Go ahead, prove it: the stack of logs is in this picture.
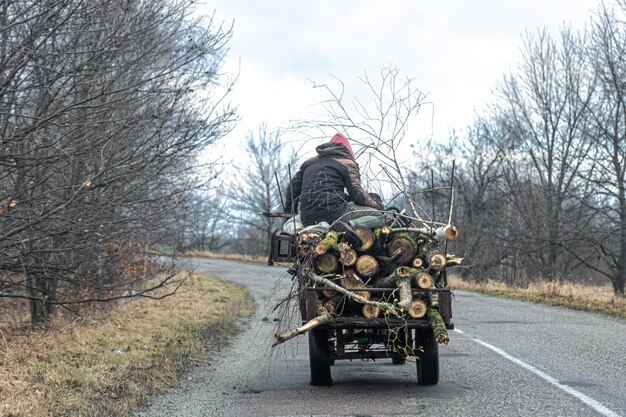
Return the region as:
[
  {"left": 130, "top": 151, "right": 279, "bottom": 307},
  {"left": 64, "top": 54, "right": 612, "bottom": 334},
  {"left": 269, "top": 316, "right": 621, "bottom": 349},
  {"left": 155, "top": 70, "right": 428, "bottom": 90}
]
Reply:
[{"left": 273, "top": 224, "right": 461, "bottom": 346}]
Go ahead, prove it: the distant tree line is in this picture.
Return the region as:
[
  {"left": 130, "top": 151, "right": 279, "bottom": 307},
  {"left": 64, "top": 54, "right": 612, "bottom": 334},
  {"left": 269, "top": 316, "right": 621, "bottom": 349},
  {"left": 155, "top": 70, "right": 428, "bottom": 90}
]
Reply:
[
  {"left": 417, "top": 0, "right": 626, "bottom": 296},
  {"left": 0, "top": 0, "right": 237, "bottom": 323}
]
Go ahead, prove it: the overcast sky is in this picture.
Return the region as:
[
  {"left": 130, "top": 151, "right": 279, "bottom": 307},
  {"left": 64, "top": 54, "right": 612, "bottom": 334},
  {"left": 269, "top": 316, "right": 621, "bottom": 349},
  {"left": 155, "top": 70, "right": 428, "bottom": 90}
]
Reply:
[{"left": 201, "top": 0, "right": 599, "bottom": 160}]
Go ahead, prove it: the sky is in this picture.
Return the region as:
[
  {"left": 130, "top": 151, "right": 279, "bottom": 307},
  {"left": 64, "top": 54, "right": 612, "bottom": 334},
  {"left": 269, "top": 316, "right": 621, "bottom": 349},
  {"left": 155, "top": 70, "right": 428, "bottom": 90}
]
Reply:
[{"left": 199, "top": 0, "right": 599, "bottom": 161}]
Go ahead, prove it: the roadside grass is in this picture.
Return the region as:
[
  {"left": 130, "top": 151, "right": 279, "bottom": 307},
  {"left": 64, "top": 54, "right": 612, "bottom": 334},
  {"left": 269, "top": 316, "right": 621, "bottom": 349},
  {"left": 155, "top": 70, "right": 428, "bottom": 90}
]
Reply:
[
  {"left": 185, "top": 250, "right": 267, "bottom": 265},
  {"left": 449, "top": 275, "right": 625, "bottom": 319},
  {"left": 0, "top": 272, "right": 254, "bottom": 417}
]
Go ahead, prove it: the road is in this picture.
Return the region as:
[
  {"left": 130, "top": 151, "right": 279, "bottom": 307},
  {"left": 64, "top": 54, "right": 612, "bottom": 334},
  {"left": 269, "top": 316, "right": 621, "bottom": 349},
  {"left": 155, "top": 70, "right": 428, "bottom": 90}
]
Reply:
[{"left": 137, "top": 258, "right": 626, "bottom": 417}]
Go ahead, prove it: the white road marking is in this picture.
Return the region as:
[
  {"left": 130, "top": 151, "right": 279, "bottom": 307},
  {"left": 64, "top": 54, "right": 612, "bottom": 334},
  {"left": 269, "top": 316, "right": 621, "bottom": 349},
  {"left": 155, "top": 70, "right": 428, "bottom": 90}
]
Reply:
[{"left": 454, "top": 328, "right": 622, "bottom": 417}]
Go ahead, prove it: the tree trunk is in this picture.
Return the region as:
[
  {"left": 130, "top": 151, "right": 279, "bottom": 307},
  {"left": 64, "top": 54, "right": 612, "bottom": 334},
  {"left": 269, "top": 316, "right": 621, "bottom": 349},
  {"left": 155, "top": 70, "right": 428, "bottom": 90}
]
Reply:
[{"left": 30, "top": 275, "right": 52, "bottom": 325}]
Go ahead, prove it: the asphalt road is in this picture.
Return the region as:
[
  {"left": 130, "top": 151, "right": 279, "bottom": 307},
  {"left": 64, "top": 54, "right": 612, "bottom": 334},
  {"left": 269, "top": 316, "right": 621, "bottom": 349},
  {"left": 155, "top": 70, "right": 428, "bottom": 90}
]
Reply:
[{"left": 137, "top": 258, "right": 626, "bottom": 417}]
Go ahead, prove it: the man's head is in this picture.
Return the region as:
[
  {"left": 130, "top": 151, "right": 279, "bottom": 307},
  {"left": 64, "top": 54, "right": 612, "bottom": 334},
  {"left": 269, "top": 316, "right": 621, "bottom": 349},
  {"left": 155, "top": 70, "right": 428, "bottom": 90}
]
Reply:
[{"left": 330, "top": 133, "right": 355, "bottom": 159}]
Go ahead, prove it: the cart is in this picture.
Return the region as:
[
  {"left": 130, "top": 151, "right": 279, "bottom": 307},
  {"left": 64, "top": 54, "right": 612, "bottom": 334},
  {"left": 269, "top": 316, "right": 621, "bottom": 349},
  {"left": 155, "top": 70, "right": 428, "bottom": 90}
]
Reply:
[{"left": 270, "top": 232, "right": 454, "bottom": 386}]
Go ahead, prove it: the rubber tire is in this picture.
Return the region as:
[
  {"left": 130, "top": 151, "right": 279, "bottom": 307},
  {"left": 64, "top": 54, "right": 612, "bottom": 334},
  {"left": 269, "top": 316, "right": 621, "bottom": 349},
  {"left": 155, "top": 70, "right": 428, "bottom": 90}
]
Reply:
[
  {"left": 308, "top": 328, "right": 332, "bottom": 386},
  {"left": 415, "top": 328, "right": 439, "bottom": 385}
]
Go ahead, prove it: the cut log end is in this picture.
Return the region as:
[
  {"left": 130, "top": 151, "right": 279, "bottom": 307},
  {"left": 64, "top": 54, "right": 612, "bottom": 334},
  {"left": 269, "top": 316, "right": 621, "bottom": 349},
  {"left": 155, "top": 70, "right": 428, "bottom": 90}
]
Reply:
[
  {"left": 412, "top": 257, "right": 424, "bottom": 268},
  {"left": 362, "top": 304, "right": 381, "bottom": 319},
  {"left": 355, "top": 255, "right": 379, "bottom": 277},
  {"left": 416, "top": 273, "right": 433, "bottom": 289},
  {"left": 388, "top": 235, "right": 417, "bottom": 264},
  {"left": 339, "top": 248, "right": 358, "bottom": 266},
  {"left": 429, "top": 253, "right": 446, "bottom": 271},
  {"left": 316, "top": 252, "right": 338, "bottom": 273},
  {"left": 407, "top": 299, "right": 428, "bottom": 318},
  {"left": 355, "top": 227, "right": 376, "bottom": 251}
]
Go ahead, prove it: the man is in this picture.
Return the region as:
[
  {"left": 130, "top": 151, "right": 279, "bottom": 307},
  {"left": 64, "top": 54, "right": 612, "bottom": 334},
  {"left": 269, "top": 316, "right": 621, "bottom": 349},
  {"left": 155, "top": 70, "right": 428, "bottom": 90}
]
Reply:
[{"left": 284, "top": 133, "right": 385, "bottom": 243}]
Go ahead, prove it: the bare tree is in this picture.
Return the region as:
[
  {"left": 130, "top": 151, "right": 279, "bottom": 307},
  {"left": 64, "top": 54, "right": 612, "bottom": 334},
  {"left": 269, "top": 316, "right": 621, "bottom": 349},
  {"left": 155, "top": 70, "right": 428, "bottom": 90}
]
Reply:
[
  {"left": 302, "top": 66, "right": 434, "bottom": 227},
  {"left": 0, "top": 0, "right": 237, "bottom": 323},
  {"left": 228, "top": 125, "right": 296, "bottom": 257},
  {"left": 494, "top": 26, "right": 596, "bottom": 282},
  {"left": 573, "top": 0, "right": 626, "bottom": 296}
]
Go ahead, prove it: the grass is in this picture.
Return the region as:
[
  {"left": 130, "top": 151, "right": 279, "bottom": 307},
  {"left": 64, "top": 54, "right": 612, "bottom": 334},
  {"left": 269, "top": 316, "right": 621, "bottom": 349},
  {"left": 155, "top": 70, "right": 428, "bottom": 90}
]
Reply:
[
  {"left": 0, "top": 272, "right": 255, "bottom": 417},
  {"left": 184, "top": 250, "right": 267, "bottom": 265},
  {"left": 448, "top": 275, "right": 626, "bottom": 319}
]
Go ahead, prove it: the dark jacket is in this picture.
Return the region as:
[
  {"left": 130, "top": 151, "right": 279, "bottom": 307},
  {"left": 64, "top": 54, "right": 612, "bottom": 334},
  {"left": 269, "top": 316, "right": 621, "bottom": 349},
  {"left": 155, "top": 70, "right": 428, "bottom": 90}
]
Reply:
[{"left": 285, "top": 142, "right": 382, "bottom": 226}]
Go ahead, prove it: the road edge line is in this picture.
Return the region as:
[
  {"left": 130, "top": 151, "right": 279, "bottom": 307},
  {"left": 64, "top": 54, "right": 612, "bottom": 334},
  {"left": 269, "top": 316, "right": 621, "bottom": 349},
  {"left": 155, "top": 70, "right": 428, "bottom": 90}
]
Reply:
[{"left": 454, "top": 328, "right": 622, "bottom": 417}]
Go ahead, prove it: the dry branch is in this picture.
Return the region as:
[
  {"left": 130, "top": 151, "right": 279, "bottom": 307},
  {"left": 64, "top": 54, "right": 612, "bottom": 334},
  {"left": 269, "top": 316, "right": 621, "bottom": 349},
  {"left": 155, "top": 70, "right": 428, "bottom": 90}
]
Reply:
[{"left": 273, "top": 310, "right": 334, "bottom": 347}]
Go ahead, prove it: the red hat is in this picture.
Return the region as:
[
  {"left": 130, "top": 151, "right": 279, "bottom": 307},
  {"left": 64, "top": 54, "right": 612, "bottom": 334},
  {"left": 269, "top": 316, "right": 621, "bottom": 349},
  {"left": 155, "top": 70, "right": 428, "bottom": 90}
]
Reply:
[{"left": 330, "top": 133, "right": 355, "bottom": 159}]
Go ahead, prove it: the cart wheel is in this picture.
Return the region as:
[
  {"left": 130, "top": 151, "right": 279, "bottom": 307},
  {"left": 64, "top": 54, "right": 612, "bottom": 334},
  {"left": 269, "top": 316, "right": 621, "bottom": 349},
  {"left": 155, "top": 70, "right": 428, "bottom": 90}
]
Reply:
[
  {"left": 308, "top": 329, "right": 332, "bottom": 386},
  {"left": 415, "top": 328, "right": 439, "bottom": 385}
]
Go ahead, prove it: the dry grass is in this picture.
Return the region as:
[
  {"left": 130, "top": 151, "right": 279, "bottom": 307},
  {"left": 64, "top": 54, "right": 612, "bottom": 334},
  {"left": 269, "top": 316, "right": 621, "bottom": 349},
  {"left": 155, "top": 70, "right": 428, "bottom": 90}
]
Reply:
[
  {"left": 0, "top": 272, "right": 254, "bottom": 417},
  {"left": 185, "top": 250, "right": 267, "bottom": 265},
  {"left": 449, "top": 275, "right": 626, "bottom": 319}
]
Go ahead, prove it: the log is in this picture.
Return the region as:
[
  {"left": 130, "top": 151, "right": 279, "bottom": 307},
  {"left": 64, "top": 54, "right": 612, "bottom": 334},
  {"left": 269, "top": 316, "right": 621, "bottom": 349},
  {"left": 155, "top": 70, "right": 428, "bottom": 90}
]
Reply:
[
  {"left": 314, "top": 231, "right": 340, "bottom": 255},
  {"left": 374, "top": 226, "right": 392, "bottom": 241},
  {"left": 388, "top": 233, "right": 418, "bottom": 264},
  {"left": 434, "top": 224, "right": 459, "bottom": 241},
  {"left": 416, "top": 272, "right": 433, "bottom": 289},
  {"left": 407, "top": 299, "right": 428, "bottom": 318},
  {"left": 273, "top": 310, "right": 333, "bottom": 347},
  {"left": 354, "top": 227, "right": 376, "bottom": 251},
  {"left": 370, "top": 271, "right": 396, "bottom": 288},
  {"left": 341, "top": 271, "right": 371, "bottom": 301},
  {"left": 323, "top": 294, "right": 344, "bottom": 314},
  {"left": 316, "top": 252, "right": 338, "bottom": 273},
  {"left": 429, "top": 288, "right": 439, "bottom": 308},
  {"left": 355, "top": 255, "right": 379, "bottom": 277},
  {"left": 362, "top": 304, "right": 381, "bottom": 319},
  {"left": 425, "top": 247, "right": 446, "bottom": 271},
  {"left": 412, "top": 257, "right": 424, "bottom": 268},
  {"left": 321, "top": 288, "right": 337, "bottom": 298},
  {"left": 338, "top": 248, "right": 358, "bottom": 267},
  {"left": 307, "top": 272, "right": 399, "bottom": 315},
  {"left": 396, "top": 275, "right": 412, "bottom": 310},
  {"left": 427, "top": 308, "right": 449, "bottom": 345},
  {"left": 445, "top": 254, "right": 464, "bottom": 267}
]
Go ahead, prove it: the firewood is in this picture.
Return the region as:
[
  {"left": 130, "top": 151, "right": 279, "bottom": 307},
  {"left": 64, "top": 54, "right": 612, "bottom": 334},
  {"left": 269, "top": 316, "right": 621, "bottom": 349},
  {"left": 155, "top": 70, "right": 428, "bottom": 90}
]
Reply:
[
  {"left": 407, "top": 299, "right": 428, "bottom": 318},
  {"left": 355, "top": 255, "right": 379, "bottom": 277},
  {"left": 429, "top": 288, "right": 439, "bottom": 308},
  {"left": 412, "top": 257, "right": 424, "bottom": 268},
  {"left": 434, "top": 224, "right": 459, "bottom": 241},
  {"left": 354, "top": 227, "right": 376, "bottom": 251},
  {"left": 362, "top": 304, "right": 381, "bottom": 319},
  {"left": 316, "top": 252, "right": 338, "bottom": 273},
  {"left": 374, "top": 226, "right": 392, "bottom": 241},
  {"left": 338, "top": 247, "right": 358, "bottom": 267},
  {"left": 416, "top": 272, "right": 433, "bottom": 289},
  {"left": 427, "top": 308, "right": 449, "bottom": 345},
  {"left": 445, "top": 254, "right": 464, "bottom": 267},
  {"left": 425, "top": 247, "right": 446, "bottom": 271},
  {"left": 388, "top": 233, "right": 418, "bottom": 264},
  {"left": 273, "top": 310, "right": 333, "bottom": 347},
  {"left": 396, "top": 275, "right": 412, "bottom": 310},
  {"left": 321, "top": 288, "right": 337, "bottom": 298},
  {"left": 307, "top": 272, "right": 399, "bottom": 315},
  {"left": 314, "top": 231, "right": 340, "bottom": 255},
  {"left": 341, "top": 271, "right": 370, "bottom": 301},
  {"left": 323, "top": 294, "right": 344, "bottom": 314}
]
